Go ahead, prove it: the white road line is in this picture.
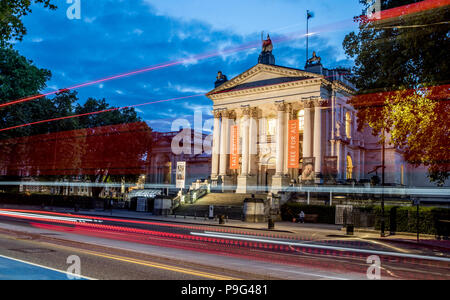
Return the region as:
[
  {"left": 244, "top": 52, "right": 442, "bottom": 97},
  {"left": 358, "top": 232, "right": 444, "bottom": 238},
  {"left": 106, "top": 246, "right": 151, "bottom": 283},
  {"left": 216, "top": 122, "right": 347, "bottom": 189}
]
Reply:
[
  {"left": 0, "top": 210, "right": 95, "bottom": 223},
  {"left": 264, "top": 266, "right": 351, "bottom": 280},
  {"left": 192, "top": 231, "right": 450, "bottom": 263},
  {"left": 0, "top": 254, "right": 95, "bottom": 280}
]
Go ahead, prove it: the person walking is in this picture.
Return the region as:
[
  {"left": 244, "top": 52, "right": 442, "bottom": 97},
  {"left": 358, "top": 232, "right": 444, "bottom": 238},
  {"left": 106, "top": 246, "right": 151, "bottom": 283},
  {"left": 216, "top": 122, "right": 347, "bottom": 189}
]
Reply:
[{"left": 299, "top": 211, "right": 305, "bottom": 223}]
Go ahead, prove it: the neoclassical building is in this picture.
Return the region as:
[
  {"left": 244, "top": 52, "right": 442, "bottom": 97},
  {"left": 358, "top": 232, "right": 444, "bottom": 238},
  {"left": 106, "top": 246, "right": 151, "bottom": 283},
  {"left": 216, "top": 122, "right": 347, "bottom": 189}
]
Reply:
[{"left": 205, "top": 40, "right": 430, "bottom": 194}]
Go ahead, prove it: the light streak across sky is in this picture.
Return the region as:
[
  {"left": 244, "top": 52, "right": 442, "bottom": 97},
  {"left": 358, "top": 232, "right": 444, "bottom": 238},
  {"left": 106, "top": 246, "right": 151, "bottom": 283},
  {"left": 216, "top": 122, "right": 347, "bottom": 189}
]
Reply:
[
  {"left": 0, "top": 94, "right": 203, "bottom": 133},
  {"left": 0, "top": 18, "right": 356, "bottom": 109}
]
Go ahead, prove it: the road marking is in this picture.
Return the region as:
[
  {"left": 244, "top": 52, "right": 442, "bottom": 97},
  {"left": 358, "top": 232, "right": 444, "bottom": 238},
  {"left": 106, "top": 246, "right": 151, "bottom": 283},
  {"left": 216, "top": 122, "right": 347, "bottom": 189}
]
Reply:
[
  {"left": 0, "top": 210, "right": 95, "bottom": 223},
  {"left": 71, "top": 249, "right": 240, "bottom": 280},
  {"left": 0, "top": 254, "right": 94, "bottom": 280},
  {"left": 192, "top": 231, "right": 450, "bottom": 263},
  {"left": 37, "top": 242, "right": 240, "bottom": 280},
  {"left": 264, "top": 266, "right": 350, "bottom": 280}
]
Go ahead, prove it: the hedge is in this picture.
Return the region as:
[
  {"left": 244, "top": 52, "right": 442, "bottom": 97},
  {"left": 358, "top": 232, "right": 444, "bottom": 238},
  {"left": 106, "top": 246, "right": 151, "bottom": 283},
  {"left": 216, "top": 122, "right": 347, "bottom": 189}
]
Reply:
[
  {"left": 373, "top": 205, "right": 450, "bottom": 235},
  {"left": 281, "top": 203, "right": 336, "bottom": 224},
  {"left": 0, "top": 192, "right": 96, "bottom": 209},
  {"left": 282, "top": 202, "right": 450, "bottom": 234}
]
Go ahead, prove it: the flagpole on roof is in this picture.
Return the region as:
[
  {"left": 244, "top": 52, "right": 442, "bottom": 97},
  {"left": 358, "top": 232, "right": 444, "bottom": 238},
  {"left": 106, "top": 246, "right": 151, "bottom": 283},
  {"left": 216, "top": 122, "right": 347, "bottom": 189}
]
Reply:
[
  {"left": 306, "top": 10, "right": 313, "bottom": 64},
  {"left": 306, "top": 10, "right": 309, "bottom": 63}
]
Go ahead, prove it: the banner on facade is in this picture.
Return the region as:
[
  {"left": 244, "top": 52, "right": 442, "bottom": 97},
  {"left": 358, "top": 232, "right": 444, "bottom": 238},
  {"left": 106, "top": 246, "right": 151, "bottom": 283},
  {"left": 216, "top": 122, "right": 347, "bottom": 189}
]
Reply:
[
  {"left": 176, "top": 161, "right": 186, "bottom": 188},
  {"left": 323, "top": 156, "right": 338, "bottom": 178},
  {"left": 230, "top": 125, "right": 240, "bottom": 170},
  {"left": 301, "top": 157, "right": 315, "bottom": 181},
  {"left": 287, "top": 120, "right": 300, "bottom": 169}
]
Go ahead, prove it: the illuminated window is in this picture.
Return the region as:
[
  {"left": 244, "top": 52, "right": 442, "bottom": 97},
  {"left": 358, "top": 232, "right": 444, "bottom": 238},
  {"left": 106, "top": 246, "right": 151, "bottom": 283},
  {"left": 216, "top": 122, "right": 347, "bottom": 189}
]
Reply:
[
  {"left": 345, "top": 111, "right": 352, "bottom": 138},
  {"left": 298, "top": 109, "right": 305, "bottom": 131},
  {"left": 346, "top": 155, "right": 353, "bottom": 180},
  {"left": 267, "top": 118, "right": 276, "bottom": 136}
]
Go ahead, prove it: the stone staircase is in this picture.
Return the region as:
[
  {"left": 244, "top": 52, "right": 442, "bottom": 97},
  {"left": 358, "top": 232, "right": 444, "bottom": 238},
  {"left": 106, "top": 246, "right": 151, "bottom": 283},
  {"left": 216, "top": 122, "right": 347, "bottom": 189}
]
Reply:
[
  {"left": 174, "top": 193, "right": 266, "bottom": 220},
  {"left": 194, "top": 193, "right": 258, "bottom": 206}
]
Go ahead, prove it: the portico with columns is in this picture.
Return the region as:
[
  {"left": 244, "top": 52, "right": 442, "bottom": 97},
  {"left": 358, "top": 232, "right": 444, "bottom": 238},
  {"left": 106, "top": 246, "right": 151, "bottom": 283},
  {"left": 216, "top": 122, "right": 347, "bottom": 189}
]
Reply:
[{"left": 207, "top": 45, "right": 364, "bottom": 194}]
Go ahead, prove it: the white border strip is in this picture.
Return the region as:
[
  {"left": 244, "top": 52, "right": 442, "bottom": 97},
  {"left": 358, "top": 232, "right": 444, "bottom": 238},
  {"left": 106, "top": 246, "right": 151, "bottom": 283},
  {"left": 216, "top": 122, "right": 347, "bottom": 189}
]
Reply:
[{"left": 0, "top": 254, "right": 94, "bottom": 280}]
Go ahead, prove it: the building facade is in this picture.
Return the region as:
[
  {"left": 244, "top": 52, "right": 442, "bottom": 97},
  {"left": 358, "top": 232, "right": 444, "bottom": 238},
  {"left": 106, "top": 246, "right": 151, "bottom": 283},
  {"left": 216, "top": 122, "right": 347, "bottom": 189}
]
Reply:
[{"left": 206, "top": 41, "right": 435, "bottom": 194}]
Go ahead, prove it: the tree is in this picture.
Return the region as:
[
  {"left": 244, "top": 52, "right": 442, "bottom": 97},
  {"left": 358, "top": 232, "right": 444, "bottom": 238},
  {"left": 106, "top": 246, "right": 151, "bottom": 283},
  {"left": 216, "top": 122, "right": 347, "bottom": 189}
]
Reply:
[
  {"left": 343, "top": 0, "right": 450, "bottom": 184},
  {"left": 383, "top": 91, "right": 449, "bottom": 186},
  {"left": 0, "top": 48, "right": 150, "bottom": 196},
  {"left": 0, "top": 47, "right": 52, "bottom": 138},
  {"left": 0, "top": 0, "right": 56, "bottom": 48}
]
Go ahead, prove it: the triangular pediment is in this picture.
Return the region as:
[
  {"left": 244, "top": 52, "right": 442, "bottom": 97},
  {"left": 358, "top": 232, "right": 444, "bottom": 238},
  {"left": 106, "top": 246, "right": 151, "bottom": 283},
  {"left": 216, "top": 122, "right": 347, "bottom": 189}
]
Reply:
[{"left": 207, "top": 64, "right": 323, "bottom": 96}]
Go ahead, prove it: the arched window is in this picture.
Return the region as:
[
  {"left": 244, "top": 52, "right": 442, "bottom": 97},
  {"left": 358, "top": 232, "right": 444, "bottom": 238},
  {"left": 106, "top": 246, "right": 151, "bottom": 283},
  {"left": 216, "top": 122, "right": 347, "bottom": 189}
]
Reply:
[
  {"left": 346, "top": 154, "right": 353, "bottom": 180},
  {"left": 345, "top": 111, "right": 352, "bottom": 138},
  {"left": 298, "top": 109, "right": 305, "bottom": 131}
]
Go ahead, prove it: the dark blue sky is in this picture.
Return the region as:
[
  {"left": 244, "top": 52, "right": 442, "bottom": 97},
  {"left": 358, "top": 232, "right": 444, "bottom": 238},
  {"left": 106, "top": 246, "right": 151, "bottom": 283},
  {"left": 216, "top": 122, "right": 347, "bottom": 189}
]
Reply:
[{"left": 15, "top": 0, "right": 363, "bottom": 132}]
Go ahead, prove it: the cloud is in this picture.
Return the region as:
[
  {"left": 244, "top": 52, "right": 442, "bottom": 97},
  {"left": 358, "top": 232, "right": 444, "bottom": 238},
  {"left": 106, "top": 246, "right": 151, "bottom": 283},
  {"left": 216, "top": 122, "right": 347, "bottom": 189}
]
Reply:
[
  {"left": 31, "top": 37, "right": 43, "bottom": 43},
  {"left": 15, "top": 0, "right": 356, "bottom": 133}
]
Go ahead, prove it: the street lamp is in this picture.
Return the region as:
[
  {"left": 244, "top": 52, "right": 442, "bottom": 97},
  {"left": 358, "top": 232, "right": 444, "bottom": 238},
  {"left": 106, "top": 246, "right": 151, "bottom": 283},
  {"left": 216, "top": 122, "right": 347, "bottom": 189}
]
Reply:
[{"left": 380, "top": 127, "right": 386, "bottom": 237}]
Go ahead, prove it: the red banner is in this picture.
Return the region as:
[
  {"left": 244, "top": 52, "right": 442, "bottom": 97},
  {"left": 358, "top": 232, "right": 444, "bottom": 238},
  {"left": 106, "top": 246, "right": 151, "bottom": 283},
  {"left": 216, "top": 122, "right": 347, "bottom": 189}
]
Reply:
[
  {"left": 229, "top": 125, "right": 240, "bottom": 170},
  {"left": 287, "top": 120, "right": 299, "bottom": 169}
]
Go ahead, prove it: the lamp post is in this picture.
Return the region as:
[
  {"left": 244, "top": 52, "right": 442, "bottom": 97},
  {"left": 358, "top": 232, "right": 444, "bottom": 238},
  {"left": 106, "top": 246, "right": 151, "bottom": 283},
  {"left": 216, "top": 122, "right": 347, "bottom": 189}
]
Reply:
[{"left": 380, "top": 127, "right": 386, "bottom": 237}]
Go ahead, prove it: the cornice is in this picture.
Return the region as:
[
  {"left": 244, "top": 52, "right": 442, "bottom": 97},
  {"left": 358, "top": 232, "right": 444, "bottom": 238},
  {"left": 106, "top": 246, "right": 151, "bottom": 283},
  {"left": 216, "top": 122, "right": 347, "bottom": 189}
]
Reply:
[
  {"left": 207, "top": 64, "right": 324, "bottom": 96},
  {"left": 208, "top": 77, "right": 324, "bottom": 101}
]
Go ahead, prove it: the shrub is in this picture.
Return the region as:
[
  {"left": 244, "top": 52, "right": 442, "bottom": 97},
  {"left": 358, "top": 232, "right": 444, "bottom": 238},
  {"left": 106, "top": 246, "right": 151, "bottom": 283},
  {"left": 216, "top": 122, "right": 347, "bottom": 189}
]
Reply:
[
  {"left": 281, "top": 203, "right": 335, "bottom": 224},
  {"left": 374, "top": 205, "right": 450, "bottom": 235}
]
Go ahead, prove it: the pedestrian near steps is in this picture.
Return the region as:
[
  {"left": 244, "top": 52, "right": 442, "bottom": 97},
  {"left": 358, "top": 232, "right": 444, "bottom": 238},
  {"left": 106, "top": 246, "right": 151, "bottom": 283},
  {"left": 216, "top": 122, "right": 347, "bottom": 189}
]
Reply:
[{"left": 298, "top": 211, "right": 305, "bottom": 223}]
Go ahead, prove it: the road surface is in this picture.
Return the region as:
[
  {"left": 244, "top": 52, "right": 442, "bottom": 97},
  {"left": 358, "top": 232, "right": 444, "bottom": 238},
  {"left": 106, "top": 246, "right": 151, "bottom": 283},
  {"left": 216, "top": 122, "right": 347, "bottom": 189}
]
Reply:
[{"left": 0, "top": 208, "right": 448, "bottom": 280}]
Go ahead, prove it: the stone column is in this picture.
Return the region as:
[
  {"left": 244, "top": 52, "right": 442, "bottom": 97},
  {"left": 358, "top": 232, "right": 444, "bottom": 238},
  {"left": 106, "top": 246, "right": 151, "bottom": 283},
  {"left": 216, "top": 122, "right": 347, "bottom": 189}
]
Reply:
[
  {"left": 240, "top": 107, "right": 250, "bottom": 176},
  {"left": 211, "top": 110, "right": 221, "bottom": 180},
  {"left": 313, "top": 99, "right": 327, "bottom": 179},
  {"left": 219, "top": 110, "right": 230, "bottom": 177},
  {"left": 272, "top": 102, "right": 289, "bottom": 193},
  {"left": 302, "top": 99, "right": 314, "bottom": 158},
  {"left": 275, "top": 102, "right": 286, "bottom": 176},
  {"left": 220, "top": 110, "right": 235, "bottom": 190},
  {"left": 237, "top": 107, "right": 257, "bottom": 193},
  {"left": 248, "top": 108, "right": 259, "bottom": 175}
]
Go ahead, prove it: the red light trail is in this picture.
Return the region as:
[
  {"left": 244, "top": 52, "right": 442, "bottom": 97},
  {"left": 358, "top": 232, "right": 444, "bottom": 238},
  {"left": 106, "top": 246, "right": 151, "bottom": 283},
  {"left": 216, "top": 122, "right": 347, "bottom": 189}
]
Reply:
[
  {"left": 0, "top": 94, "right": 203, "bottom": 133},
  {"left": 0, "top": 0, "right": 445, "bottom": 135},
  {"left": 0, "top": 43, "right": 263, "bottom": 109},
  {"left": 2, "top": 0, "right": 445, "bottom": 110},
  {"left": 368, "top": 0, "right": 450, "bottom": 22}
]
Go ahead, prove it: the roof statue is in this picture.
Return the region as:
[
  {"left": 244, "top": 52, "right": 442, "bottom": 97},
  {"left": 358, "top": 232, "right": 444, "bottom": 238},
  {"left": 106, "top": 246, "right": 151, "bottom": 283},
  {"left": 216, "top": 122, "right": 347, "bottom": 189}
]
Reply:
[
  {"left": 261, "top": 33, "right": 273, "bottom": 53},
  {"left": 214, "top": 71, "right": 228, "bottom": 88},
  {"left": 258, "top": 32, "right": 275, "bottom": 65},
  {"left": 306, "top": 51, "right": 321, "bottom": 65}
]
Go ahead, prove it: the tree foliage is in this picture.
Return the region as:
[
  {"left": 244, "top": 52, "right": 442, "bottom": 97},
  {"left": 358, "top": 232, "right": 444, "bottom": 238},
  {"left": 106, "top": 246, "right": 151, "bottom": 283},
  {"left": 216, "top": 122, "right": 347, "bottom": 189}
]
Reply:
[
  {"left": 0, "top": 47, "right": 151, "bottom": 196},
  {"left": 343, "top": 0, "right": 450, "bottom": 184},
  {"left": 382, "top": 91, "right": 449, "bottom": 186},
  {"left": 0, "top": 0, "right": 56, "bottom": 48}
]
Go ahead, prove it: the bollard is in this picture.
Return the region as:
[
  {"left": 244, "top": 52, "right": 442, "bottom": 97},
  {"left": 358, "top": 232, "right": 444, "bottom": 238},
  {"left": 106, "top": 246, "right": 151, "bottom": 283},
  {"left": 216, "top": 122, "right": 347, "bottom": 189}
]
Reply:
[
  {"left": 268, "top": 218, "right": 275, "bottom": 230},
  {"left": 219, "top": 215, "right": 225, "bottom": 225},
  {"left": 346, "top": 224, "right": 354, "bottom": 235}
]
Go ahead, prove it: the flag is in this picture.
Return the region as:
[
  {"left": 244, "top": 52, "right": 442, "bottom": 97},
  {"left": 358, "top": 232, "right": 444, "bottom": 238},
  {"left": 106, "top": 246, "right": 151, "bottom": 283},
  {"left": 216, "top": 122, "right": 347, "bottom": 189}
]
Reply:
[{"left": 307, "top": 10, "right": 314, "bottom": 19}]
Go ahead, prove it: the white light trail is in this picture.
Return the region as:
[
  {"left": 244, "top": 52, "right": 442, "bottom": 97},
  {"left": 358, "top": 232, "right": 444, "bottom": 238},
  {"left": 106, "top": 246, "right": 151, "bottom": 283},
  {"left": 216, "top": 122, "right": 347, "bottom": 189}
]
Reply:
[{"left": 191, "top": 231, "right": 450, "bottom": 263}]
